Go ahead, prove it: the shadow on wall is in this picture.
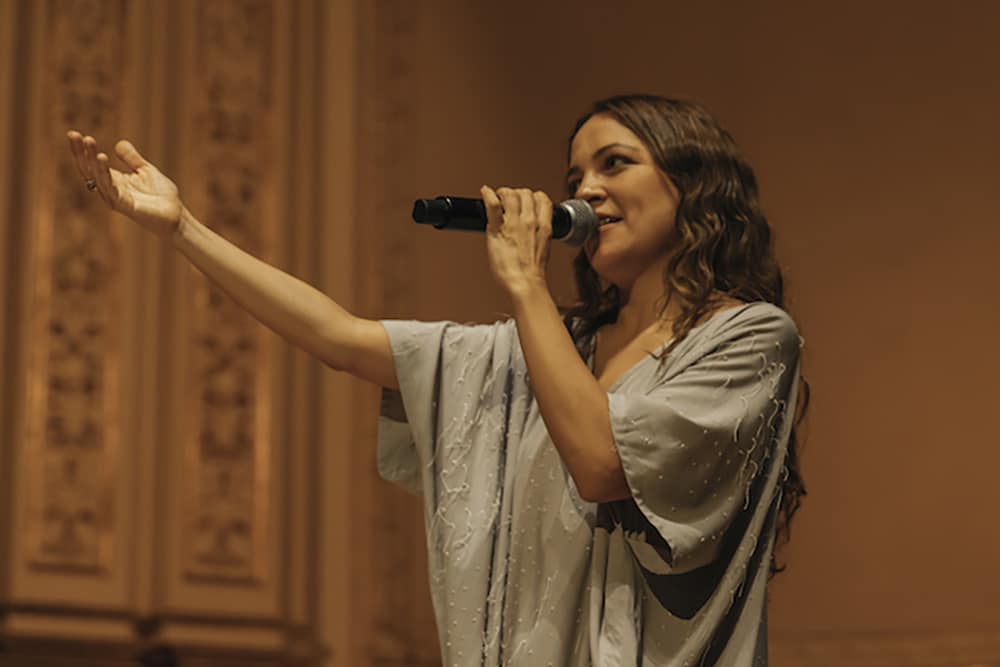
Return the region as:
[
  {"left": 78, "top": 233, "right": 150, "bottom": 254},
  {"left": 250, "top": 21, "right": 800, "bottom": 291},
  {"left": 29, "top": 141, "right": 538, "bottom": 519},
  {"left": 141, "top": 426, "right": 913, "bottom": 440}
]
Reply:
[{"left": 137, "top": 646, "right": 178, "bottom": 667}]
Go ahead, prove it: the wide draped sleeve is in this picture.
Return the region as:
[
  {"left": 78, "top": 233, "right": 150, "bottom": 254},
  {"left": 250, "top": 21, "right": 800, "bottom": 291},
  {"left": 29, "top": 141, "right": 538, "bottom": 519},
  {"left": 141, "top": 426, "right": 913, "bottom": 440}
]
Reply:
[
  {"left": 606, "top": 303, "right": 802, "bottom": 575},
  {"left": 375, "top": 318, "right": 527, "bottom": 502}
]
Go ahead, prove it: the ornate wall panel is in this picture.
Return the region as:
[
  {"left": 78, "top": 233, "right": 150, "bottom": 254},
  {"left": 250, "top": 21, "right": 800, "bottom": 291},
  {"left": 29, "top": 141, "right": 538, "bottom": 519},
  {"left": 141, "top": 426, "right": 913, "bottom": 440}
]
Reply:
[
  {"left": 2, "top": 0, "right": 323, "bottom": 663},
  {"left": 159, "top": 0, "right": 286, "bottom": 630},
  {"left": 0, "top": 1, "right": 22, "bottom": 598},
  {"left": 27, "top": 0, "right": 125, "bottom": 575},
  {"left": 9, "top": 0, "right": 132, "bottom": 615},
  {"left": 0, "top": 0, "right": 23, "bottom": 621},
  {"left": 183, "top": 0, "right": 277, "bottom": 586}
]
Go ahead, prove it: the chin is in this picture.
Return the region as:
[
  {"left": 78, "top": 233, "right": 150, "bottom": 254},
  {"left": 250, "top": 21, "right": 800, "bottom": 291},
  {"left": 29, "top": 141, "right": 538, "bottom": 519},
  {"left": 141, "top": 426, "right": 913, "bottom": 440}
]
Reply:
[{"left": 588, "top": 249, "right": 634, "bottom": 290}]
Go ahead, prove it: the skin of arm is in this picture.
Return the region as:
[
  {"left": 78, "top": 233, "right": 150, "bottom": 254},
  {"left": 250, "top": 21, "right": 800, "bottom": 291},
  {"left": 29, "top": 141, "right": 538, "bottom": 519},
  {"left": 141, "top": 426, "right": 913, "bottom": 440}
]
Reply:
[
  {"left": 509, "top": 280, "right": 631, "bottom": 503},
  {"left": 480, "top": 184, "right": 629, "bottom": 503},
  {"left": 69, "top": 132, "right": 628, "bottom": 490},
  {"left": 173, "top": 207, "right": 398, "bottom": 390},
  {"left": 180, "top": 184, "right": 622, "bottom": 498},
  {"left": 65, "top": 131, "right": 397, "bottom": 391}
]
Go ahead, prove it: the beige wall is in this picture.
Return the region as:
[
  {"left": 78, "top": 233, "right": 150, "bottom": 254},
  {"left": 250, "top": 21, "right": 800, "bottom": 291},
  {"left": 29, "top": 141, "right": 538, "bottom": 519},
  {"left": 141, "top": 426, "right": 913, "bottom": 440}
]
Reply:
[
  {"left": 372, "top": 0, "right": 1000, "bottom": 662},
  {"left": 1, "top": 0, "right": 998, "bottom": 665}
]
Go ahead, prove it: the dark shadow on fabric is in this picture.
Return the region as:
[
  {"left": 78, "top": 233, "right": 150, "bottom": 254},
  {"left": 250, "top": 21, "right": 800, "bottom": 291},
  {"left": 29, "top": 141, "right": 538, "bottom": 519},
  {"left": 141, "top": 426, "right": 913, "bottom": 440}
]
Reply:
[
  {"left": 700, "top": 492, "right": 780, "bottom": 665},
  {"left": 599, "top": 460, "right": 775, "bottom": 621}
]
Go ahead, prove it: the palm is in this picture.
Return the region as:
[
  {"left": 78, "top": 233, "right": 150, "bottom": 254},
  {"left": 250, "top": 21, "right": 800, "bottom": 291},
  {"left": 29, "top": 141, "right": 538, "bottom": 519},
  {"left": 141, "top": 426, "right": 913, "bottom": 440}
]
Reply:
[
  {"left": 67, "top": 133, "right": 184, "bottom": 240},
  {"left": 109, "top": 163, "right": 181, "bottom": 236}
]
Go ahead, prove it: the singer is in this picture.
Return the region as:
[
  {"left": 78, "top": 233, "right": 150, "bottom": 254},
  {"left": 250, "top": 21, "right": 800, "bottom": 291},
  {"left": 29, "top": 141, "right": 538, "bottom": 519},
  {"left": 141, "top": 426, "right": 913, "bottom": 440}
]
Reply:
[{"left": 67, "top": 94, "right": 809, "bottom": 666}]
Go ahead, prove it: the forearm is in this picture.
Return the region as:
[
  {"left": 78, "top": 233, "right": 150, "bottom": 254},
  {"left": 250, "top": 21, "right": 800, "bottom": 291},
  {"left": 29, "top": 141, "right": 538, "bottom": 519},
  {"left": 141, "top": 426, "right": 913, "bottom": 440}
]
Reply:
[
  {"left": 510, "top": 281, "right": 629, "bottom": 502},
  {"left": 172, "top": 207, "right": 354, "bottom": 370}
]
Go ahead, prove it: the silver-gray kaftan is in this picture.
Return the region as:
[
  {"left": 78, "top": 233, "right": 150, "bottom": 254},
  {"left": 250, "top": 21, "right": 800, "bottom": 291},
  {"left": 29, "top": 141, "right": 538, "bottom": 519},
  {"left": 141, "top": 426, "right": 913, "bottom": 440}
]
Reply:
[{"left": 377, "top": 301, "right": 801, "bottom": 666}]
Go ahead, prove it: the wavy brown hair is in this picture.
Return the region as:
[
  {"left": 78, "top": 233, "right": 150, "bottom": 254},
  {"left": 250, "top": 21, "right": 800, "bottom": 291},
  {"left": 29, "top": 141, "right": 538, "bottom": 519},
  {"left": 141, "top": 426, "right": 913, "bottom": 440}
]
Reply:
[{"left": 561, "top": 94, "right": 810, "bottom": 575}]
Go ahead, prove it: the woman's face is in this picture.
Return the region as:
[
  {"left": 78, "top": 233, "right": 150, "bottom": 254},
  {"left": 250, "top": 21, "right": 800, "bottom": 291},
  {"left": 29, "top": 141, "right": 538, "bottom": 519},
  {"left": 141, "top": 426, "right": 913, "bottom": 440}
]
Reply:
[{"left": 566, "top": 113, "right": 680, "bottom": 290}]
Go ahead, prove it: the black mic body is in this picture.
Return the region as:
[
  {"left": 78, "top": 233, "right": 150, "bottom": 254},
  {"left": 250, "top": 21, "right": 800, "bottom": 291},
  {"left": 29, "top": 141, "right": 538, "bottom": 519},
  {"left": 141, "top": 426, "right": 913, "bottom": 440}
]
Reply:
[{"left": 412, "top": 196, "right": 599, "bottom": 247}]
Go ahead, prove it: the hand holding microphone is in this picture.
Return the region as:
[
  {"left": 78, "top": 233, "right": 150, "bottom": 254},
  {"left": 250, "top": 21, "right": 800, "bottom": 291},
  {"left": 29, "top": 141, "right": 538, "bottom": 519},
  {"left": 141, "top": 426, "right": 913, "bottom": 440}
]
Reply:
[{"left": 412, "top": 193, "right": 599, "bottom": 246}]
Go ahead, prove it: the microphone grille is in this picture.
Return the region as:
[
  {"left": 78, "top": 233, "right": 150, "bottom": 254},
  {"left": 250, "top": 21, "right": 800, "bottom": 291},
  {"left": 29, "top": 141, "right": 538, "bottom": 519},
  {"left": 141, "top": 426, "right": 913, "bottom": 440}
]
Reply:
[{"left": 557, "top": 199, "right": 599, "bottom": 246}]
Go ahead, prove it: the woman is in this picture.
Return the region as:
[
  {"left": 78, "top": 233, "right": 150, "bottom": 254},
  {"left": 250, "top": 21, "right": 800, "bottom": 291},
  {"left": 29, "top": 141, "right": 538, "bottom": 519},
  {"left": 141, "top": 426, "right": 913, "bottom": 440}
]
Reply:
[{"left": 68, "top": 93, "right": 809, "bottom": 666}]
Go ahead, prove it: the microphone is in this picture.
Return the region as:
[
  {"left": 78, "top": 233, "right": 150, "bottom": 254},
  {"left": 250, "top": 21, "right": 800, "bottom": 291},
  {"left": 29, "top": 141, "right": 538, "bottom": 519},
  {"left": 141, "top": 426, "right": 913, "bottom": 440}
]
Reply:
[{"left": 412, "top": 196, "right": 599, "bottom": 246}]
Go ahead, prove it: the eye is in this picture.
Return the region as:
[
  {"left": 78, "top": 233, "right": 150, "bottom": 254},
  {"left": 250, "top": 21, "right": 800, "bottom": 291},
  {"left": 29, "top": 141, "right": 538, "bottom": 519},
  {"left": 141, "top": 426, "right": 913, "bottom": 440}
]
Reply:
[
  {"left": 566, "top": 155, "right": 631, "bottom": 196},
  {"left": 604, "top": 154, "right": 631, "bottom": 169}
]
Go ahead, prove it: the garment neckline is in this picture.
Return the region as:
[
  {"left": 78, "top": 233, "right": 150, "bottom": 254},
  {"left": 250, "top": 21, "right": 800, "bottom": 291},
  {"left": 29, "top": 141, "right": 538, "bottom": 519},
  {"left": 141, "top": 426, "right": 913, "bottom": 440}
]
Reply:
[{"left": 589, "top": 301, "right": 763, "bottom": 393}]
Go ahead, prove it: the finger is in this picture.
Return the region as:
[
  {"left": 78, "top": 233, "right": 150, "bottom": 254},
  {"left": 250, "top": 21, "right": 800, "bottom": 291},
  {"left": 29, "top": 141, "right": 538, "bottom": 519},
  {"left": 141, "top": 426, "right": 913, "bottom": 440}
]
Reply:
[
  {"left": 114, "top": 140, "right": 149, "bottom": 172},
  {"left": 517, "top": 189, "right": 536, "bottom": 226},
  {"left": 480, "top": 185, "right": 503, "bottom": 233},
  {"left": 533, "top": 191, "right": 553, "bottom": 234},
  {"left": 496, "top": 187, "right": 520, "bottom": 217},
  {"left": 82, "top": 135, "right": 100, "bottom": 181},
  {"left": 66, "top": 131, "right": 90, "bottom": 180},
  {"left": 95, "top": 152, "right": 119, "bottom": 209}
]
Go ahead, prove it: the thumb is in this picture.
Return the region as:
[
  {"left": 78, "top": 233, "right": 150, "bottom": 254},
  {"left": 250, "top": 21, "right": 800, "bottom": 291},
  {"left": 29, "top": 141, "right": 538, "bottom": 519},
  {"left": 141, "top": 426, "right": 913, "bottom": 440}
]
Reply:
[{"left": 114, "top": 140, "right": 149, "bottom": 171}]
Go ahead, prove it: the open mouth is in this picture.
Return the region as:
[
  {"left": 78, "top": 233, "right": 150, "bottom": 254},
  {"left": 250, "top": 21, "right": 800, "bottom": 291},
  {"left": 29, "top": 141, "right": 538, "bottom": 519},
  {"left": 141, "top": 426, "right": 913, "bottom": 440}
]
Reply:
[{"left": 587, "top": 216, "right": 622, "bottom": 254}]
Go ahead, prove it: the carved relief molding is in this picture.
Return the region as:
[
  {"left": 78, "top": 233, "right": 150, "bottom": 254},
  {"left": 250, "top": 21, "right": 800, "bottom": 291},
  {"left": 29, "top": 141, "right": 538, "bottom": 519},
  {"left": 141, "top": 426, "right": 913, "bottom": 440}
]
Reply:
[
  {"left": 23, "top": 0, "right": 128, "bottom": 575},
  {"left": 181, "top": 0, "right": 276, "bottom": 585}
]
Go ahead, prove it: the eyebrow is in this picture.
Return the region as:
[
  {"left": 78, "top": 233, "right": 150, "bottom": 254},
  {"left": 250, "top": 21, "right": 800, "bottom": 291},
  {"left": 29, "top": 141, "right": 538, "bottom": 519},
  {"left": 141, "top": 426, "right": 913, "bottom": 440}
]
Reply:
[{"left": 565, "top": 142, "right": 640, "bottom": 181}]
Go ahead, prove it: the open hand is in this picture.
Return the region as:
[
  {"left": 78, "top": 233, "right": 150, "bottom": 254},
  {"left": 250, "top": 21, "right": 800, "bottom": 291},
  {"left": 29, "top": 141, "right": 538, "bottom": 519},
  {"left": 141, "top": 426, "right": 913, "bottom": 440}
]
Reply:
[{"left": 66, "top": 131, "right": 183, "bottom": 240}]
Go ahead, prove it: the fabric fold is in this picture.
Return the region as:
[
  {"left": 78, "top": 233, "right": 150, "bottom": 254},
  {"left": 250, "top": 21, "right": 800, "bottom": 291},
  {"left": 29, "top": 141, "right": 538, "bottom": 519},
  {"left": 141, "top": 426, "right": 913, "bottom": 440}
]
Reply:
[{"left": 374, "top": 302, "right": 802, "bottom": 666}]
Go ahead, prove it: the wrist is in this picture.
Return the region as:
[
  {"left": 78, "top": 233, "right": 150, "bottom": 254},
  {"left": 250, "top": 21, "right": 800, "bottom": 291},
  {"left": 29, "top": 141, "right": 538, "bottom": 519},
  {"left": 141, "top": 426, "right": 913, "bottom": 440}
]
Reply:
[
  {"left": 507, "top": 275, "right": 551, "bottom": 307},
  {"left": 172, "top": 205, "right": 197, "bottom": 248}
]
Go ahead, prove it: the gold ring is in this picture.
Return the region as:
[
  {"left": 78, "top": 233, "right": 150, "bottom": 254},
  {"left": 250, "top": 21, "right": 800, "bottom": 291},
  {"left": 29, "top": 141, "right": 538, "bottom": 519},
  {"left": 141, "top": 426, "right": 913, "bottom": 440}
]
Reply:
[{"left": 85, "top": 178, "right": 97, "bottom": 191}]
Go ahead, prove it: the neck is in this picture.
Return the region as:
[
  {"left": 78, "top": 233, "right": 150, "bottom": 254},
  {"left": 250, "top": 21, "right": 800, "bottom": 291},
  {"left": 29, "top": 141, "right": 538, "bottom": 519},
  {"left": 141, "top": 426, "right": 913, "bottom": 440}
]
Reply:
[{"left": 614, "top": 257, "right": 680, "bottom": 338}]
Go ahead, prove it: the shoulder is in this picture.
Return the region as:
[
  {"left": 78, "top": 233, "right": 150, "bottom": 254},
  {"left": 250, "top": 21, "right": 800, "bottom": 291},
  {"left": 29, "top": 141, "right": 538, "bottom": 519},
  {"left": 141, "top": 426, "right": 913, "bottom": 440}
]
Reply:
[
  {"left": 379, "top": 317, "right": 516, "bottom": 351},
  {"left": 709, "top": 301, "right": 802, "bottom": 361},
  {"left": 676, "top": 300, "right": 800, "bottom": 356},
  {"left": 715, "top": 300, "right": 798, "bottom": 334}
]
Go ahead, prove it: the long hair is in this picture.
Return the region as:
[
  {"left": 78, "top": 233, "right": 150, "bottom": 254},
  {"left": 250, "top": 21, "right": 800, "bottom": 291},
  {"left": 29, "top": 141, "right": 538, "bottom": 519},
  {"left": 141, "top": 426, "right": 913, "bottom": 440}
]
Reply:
[{"left": 561, "top": 94, "right": 811, "bottom": 575}]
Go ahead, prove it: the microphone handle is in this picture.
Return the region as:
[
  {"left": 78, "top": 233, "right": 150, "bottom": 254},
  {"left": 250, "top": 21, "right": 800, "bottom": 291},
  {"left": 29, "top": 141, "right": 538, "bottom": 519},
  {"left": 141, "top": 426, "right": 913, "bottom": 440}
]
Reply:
[{"left": 413, "top": 196, "right": 573, "bottom": 238}]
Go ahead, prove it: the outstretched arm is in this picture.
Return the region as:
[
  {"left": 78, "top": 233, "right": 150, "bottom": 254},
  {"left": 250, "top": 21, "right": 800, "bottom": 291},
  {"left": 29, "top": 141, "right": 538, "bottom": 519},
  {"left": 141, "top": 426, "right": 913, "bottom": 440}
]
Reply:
[{"left": 66, "top": 131, "right": 397, "bottom": 389}]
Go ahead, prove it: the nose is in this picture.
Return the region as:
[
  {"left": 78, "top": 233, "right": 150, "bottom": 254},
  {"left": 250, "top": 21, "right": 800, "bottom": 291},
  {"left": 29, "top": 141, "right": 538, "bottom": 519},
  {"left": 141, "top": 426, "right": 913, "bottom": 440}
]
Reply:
[{"left": 575, "top": 176, "right": 606, "bottom": 205}]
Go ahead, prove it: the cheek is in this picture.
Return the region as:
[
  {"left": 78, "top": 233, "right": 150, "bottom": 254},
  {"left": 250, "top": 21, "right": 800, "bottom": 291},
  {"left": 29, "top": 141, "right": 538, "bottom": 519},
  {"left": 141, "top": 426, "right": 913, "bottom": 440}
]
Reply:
[
  {"left": 645, "top": 198, "right": 678, "bottom": 234},
  {"left": 626, "top": 206, "right": 671, "bottom": 241},
  {"left": 624, "top": 189, "right": 675, "bottom": 231}
]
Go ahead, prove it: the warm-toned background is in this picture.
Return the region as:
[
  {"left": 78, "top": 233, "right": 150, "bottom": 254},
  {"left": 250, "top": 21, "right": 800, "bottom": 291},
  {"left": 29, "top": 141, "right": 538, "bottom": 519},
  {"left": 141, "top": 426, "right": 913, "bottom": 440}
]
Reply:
[{"left": 1, "top": 0, "right": 998, "bottom": 665}]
